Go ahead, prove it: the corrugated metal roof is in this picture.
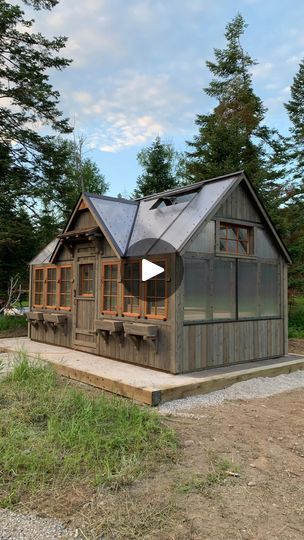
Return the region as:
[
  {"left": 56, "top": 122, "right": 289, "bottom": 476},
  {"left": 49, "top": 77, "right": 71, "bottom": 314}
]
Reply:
[{"left": 30, "top": 238, "right": 58, "bottom": 265}]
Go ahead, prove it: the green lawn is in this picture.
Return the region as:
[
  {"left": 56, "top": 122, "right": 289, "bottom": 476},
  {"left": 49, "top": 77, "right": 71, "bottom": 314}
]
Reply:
[
  {"left": 0, "top": 353, "right": 177, "bottom": 508},
  {"left": 0, "top": 315, "right": 27, "bottom": 332}
]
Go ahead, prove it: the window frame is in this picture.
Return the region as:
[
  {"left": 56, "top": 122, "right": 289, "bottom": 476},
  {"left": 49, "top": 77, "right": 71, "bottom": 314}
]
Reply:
[
  {"left": 144, "top": 257, "right": 168, "bottom": 321},
  {"left": 58, "top": 265, "right": 73, "bottom": 311},
  {"left": 78, "top": 263, "right": 94, "bottom": 297},
  {"left": 122, "top": 259, "right": 141, "bottom": 317},
  {"left": 45, "top": 265, "right": 58, "bottom": 309},
  {"left": 101, "top": 260, "right": 119, "bottom": 316},
  {"left": 219, "top": 221, "right": 252, "bottom": 256},
  {"left": 33, "top": 266, "right": 45, "bottom": 308}
]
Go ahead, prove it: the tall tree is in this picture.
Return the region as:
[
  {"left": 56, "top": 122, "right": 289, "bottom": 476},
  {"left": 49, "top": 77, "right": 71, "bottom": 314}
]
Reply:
[
  {"left": 0, "top": 0, "right": 71, "bottom": 166},
  {"left": 281, "top": 59, "right": 304, "bottom": 291},
  {"left": 284, "top": 58, "right": 304, "bottom": 185},
  {"left": 186, "top": 14, "right": 284, "bottom": 218},
  {"left": 133, "top": 136, "right": 181, "bottom": 198},
  {"left": 39, "top": 136, "right": 109, "bottom": 222},
  {"left": 0, "top": 0, "right": 71, "bottom": 292}
]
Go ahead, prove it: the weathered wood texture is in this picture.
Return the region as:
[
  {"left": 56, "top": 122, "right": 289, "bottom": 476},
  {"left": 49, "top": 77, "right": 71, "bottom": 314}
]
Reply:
[
  {"left": 30, "top": 245, "right": 177, "bottom": 373},
  {"left": 72, "top": 209, "right": 96, "bottom": 230},
  {"left": 30, "top": 315, "right": 73, "bottom": 348},
  {"left": 215, "top": 182, "right": 262, "bottom": 223},
  {"left": 181, "top": 318, "right": 284, "bottom": 372}
]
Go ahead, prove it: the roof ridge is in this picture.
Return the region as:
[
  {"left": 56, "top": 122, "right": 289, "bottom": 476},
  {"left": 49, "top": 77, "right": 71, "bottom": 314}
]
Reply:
[
  {"left": 135, "top": 170, "right": 244, "bottom": 201},
  {"left": 84, "top": 192, "right": 138, "bottom": 205}
]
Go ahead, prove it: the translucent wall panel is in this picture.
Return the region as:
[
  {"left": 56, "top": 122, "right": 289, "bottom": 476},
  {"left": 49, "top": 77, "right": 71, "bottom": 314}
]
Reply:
[
  {"left": 238, "top": 261, "right": 259, "bottom": 318},
  {"left": 213, "top": 259, "right": 236, "bottom": 319},
  {"left": 260, "top": 264, "right": 280, "bottom": 316},
  {"left": 256, "top": 228, "right": 278, "bottom": 259},
  {"left": 184, "top": 258, "right": 210, "bottom": 321}
]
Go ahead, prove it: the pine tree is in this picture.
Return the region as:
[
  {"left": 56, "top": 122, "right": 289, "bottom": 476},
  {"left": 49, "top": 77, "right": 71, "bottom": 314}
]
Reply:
[
  {"left": 186, "top": 14, "right": 284, "bottom": 217},
  {"left": 133, "top": 136, "right": 181, "bottom": 198},
  {"left": 38, "top": 137, "right": 109, "bottom": 222},
  {"left": 0, "top": 0, "right": 72, "bottom": 188},
  {"left": 285, "top": 58, "right": 304, "bottom": 184}
]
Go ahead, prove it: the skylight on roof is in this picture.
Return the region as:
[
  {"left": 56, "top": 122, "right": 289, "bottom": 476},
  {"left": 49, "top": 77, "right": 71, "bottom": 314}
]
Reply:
[{"left": 150, "top": 191, "right": 197, "bottom": 210}]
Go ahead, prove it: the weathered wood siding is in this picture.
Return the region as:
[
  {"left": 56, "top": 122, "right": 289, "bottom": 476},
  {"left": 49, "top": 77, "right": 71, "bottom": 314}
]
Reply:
[
  {"left": 29, "top": 313, "right": 73, "bottom": 348},
  {"left": 215, "top": 182, "right": 262, "bottom": 223},
  {"left": 30, "top": 244, "right": 177, "bottom": 373},
  {"left": 181, "top": 318, "right": 284, "bottom": 372},
  {"left": 72, "top": 209, "right": 97, "bottom": 230}
]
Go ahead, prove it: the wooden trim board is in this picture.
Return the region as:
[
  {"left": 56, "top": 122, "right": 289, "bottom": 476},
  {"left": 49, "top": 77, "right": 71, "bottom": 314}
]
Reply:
[{"left": 158, "top": 357, "right": 304, "bottom": 404}]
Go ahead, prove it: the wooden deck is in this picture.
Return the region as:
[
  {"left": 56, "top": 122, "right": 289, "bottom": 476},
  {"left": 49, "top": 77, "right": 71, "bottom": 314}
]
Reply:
[{"left": 1, "top": 337, "right": 304, "bottom": 406}]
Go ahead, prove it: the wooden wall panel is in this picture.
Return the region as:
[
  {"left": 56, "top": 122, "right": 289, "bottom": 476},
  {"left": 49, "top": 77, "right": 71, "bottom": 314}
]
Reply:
[
  {"left": 72, "top": 209, "right": 96, "bottom": 230},
  {"left": 215, "top": 183, "right": 262, "bottom": 224},
  {"left": 30, "top": 315, "right": 73, "bottom": 348},
  {"left": 182, "top": 318, "right": 285, "bottom": 372}
]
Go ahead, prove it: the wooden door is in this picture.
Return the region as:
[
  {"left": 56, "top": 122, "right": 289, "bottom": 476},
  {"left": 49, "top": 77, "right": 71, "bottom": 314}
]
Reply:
[{"left": 73, "top": 251, "right": 97, "bottom": 351}]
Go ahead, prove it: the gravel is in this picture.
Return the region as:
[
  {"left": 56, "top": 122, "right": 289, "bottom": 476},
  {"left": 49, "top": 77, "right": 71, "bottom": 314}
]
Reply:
[
  {"left": 0, "top": 509, "right": 76, "bottom": 540},
  {"left": 159, "top": 370, "right": 304, "bottom": 414}
]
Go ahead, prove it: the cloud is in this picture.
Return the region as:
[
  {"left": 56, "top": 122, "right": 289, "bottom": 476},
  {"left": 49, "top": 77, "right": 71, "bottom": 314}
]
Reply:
[
  {"left": 68, "top": 70, "right": 194, "bottom": 151},
  {"left": 90, "top": 114, "right": 165, "bottom": 153},
  {"left": 251, "top": 62, "right": 273, "bottom": 79}
]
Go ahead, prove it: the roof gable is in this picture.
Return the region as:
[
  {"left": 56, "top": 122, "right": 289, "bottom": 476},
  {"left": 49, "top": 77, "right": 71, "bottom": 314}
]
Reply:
[
  {"left": 31, "top": 170, "right": 290, "bottom": 266},
  {"left": 85, "top": 194, "right": 138, "bottom": 256}
]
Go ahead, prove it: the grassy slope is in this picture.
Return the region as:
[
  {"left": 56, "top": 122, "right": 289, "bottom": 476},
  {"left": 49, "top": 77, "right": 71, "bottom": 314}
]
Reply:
[{"left": 0, "top": 354, "right": 177, "bottom": 508}]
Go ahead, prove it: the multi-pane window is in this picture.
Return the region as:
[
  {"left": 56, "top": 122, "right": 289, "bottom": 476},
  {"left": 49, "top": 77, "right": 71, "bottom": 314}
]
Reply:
[
  {"left": 220, "top": 223, "right": 251, "bottom": 255},
  {"left": 146, "top": 260, "right": 167, "bottom": 319},
  {"left": 102, "top": 263, "right": 118, "bottom": 314},
  {"left": 122, "top": 261, "right": 140, "bottom": 315},
  {"left": 59, "top": 266, "right": 72, "bottom": 308},
  {"left": 79, "top": 264, "right": 94, "bottom": 296},
  {"left": 46, "top": 267, "right": 57, "bottom": 307},
  {"left": 33, "top": 268, "right": 44, "bottom": 307}
]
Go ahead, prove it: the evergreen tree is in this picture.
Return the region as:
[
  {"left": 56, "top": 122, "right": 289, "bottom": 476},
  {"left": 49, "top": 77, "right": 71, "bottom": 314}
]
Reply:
[
  {"left": 186, "top": 14, "right": 284, "bottom": 217},
  {"left": 39, "top": 137, "right": 109, "bottom": 222},
  {"left": 133, "top": 136, "right": 181, "bottom": 198},
  {"left": 0, "top": 0, "right": 72, "bottom": 192},
  {"left": 285, "top": 58, "right": 304, "bottom": 184}
]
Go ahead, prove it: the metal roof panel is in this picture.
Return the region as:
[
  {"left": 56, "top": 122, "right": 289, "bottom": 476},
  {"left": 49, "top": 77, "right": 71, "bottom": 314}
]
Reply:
[
  {"left": 86, "top": 196, "right": 138, "bottom": 255},
  {"left": 30, "top": 238, "right": 58, "bottom": 265}
]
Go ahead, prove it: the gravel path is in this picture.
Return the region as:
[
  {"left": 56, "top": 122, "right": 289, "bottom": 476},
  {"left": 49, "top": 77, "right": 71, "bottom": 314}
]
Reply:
[
  {"left": 0, "top": 509, "right": 76, "bottom": 540},
  {"left": 159, "top": 370, "right": 304, "bottom": 414}
]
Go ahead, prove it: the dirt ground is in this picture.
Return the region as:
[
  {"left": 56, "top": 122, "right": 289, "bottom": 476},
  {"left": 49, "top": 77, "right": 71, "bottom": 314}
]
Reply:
[
  {"left": 5, "top": 338, "right": 304, "bottom": 539},
  {"left": 17, "top": 385, "right": 303, "bottom": 540},
  {"left": 0, "top": 327, "right": 27, "bottom": 339},
  {"left": 289, "top": 338, "right": 304, "bottom": 355}
]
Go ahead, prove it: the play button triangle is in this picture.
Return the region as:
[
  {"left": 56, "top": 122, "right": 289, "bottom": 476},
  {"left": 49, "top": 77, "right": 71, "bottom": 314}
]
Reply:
[{"left": 142, "top": 259, "right": 164, "bottom": 282}]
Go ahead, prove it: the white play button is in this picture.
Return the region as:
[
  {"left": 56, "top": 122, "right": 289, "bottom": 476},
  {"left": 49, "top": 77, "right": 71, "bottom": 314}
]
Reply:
[{"left": 142, "top": 259, "right": 164, "bottom": 282}]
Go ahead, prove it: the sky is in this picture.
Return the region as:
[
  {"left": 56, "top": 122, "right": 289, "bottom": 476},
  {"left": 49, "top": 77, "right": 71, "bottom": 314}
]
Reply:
[{"left": 30, "top": 0, "right": 304, "bottom": 197}]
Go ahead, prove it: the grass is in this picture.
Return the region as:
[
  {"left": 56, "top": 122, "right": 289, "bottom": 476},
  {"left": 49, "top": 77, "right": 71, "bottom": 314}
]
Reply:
[
  {"left": 0, "top": 315, "right": 27, "bottom": 332},
  {"left": 0, "top": 352, "right": 177, "bottom": 508},
  {"left": 177, "top": 450, "right": 239, "bottom": 494},
  {"left": 289, "top": 296, "right": 304, "bottom": 338}
]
